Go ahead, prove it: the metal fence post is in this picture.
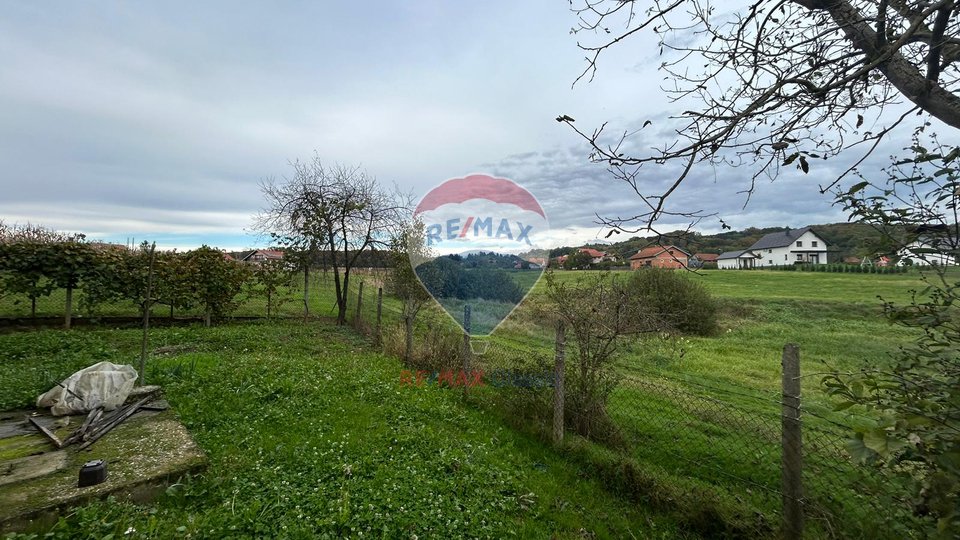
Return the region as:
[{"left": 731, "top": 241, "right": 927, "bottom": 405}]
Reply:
[
  {"left": 354, "top": 281, "right": 364, "bottom": 328},
  {"left": 376, "top": 287, "right": 383, "bottom": 346},
  {"left": 64, "top": 285, "right": 73, "bottom": 329},
  {"left": 782, "top": 343, "right": 804, "bottom": 539},
  {"left": 553, "top": 321, "right": 565, "bottom": 445},
  {"left": 462, "top": 305, "right": 471, "bottom": 397}
]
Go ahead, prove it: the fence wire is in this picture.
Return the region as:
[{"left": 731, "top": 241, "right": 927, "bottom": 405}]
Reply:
[
  {"left": 0, "top": 273, "right": 928, "bottom": 538},
  {"left": 341, "top": 285, "right": 928, "bottom": 539}
]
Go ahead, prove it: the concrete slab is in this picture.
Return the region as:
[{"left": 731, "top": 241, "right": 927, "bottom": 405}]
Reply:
[{"left": 0, "top": 408, "right": 206, "bottom": 533}]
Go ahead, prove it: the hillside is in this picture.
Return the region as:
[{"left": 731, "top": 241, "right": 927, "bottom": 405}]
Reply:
[{"left": 561, "top": 222, "right": 889, "bottom": 262}]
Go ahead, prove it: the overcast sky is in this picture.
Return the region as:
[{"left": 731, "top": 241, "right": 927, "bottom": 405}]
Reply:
[{"left": 0, "top": 1, "right": 926, "bottom": 250}]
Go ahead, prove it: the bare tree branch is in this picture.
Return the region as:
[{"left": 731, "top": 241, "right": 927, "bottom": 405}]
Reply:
[{"left": 566, "top": 0, "right": 960, "bottom": 234}]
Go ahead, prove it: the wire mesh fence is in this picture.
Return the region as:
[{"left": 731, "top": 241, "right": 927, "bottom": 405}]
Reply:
[
  {"left": 0, "top": 268, "right": 394, "bottom": 325},
  {"left": 340, "top": 282, "right": 927, "bottom": 539},
  {"left": 0, "top": 270, "right": 927, "bottom": 538}
]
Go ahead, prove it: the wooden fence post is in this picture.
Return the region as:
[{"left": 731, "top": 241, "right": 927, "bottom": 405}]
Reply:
[
  {"left": 462, "top": 305, "right": 471, "bottom": 397},
  {"left": 376, "top": 287, "right": 383, "bottom": 346},
  {"left": 354, "top": 281, "right": 364, "bottom": 328},
  {"left": 553, "top": 321, "right": 565, "bottom": 445},
  {"left": 782, "top": 343, "right": 804, "bottom": 540}
]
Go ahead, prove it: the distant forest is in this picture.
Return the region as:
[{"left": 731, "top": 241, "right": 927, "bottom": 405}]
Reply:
[
  {"left": 415, "top": 254, "right": 525, "bottom": 303},
  {"left": 550, "top": 222, "right": 892, "bottom": 262}
]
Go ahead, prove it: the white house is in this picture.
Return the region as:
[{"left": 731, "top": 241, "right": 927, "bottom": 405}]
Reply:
[
  {"left": 897, "top": 239, "right": 958, "bottom": 266},
  {"left": 717, "top": 250, "right": 761, "bottom": 269},
  {"left": 748, "top": 227, "right": 829, "bottom": 267},
  {"left": 578, "top": 247, "right": 617, "bottom": 264}
]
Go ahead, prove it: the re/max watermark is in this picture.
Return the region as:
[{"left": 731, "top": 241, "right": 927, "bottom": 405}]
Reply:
[{"left": 399, "top": 369, "right": 555, "bottom": 389}]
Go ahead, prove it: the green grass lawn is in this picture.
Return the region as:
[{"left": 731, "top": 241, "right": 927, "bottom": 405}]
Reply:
[
  {"left": 482, "top": 269, "right": 935, "bottom": 538},
  {"left": 0, "top": 268, "right": 941, "bottom": 537},
  {"left": 0, "top": 321, "right": 688, "bottom": 539}
]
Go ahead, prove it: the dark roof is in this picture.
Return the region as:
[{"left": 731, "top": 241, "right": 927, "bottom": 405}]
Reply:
[
  {"left": 718, "top": 250, "right": 759, "bottom": 260},
  {"left": 229, "top": 250, "right": 256, "bottom": 261},
  {"left": 749, "top": 227, "right": 823, "bottom": 250}
]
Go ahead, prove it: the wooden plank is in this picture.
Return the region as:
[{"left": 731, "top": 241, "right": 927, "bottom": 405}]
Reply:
[
  {"left": 62, "top": 407, "right": 103, "bottom": 447},
  {"left": 78, "top": 396, "right": 153, "bottom": 450},
  {"left": 0, "top": 421, "right": 35, "bottom": 440},
  {"left": 0, "top": 451, "right": 69, "bottom": 487},
  {"left": 26, "top": 417, "right": 62, "bottom": 449}
]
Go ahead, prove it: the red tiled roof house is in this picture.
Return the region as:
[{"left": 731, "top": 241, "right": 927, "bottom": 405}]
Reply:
[
  {"left": 577, "top": 247, "right": 618, "bottom": 264},
  {"left": 694, "top": 253, "right": 719, "bottom": 264},
  {"left": 629, "top": 245, "right": 691, "bottom": 270}
]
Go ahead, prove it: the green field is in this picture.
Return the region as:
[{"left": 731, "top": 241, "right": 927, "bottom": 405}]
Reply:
[
  {"left": 490, "top": 269, "right": 931, "bottom": 538},
  {"left": 0, "top": 321, "right": 689, "bottom": 539},
  {"left": 505, "top": 269, "right": 924, "bottom": 402},
  {"left": 337, "top": 268, "right": 932, "bottom": 537},
  {"left": 0, "top": 268, "right": 941, "bottom": 538}
]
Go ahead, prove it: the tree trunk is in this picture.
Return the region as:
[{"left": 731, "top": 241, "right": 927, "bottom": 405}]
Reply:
[
  {"left": 267, "top": 290, "right": 272, "bottom": 319},
  {"left": 404, "top": 315, "right": 413, "bottom": 363},
  {"left": 170, "top": 301, "right": 174, "bottom": 320},
  {"left": 337, "top": 272, "right": 350, "bottom": 325},
  {"left": 204, "top": 306, "right": 211, "bottom": 328},
  {"left": 64, "top": 286, "right": 73, "bottom": 329},
  {"left": 31, "top": 297, "right": 36, "bottom": 318},
  {"left": 303, "top": 265, "right": 310, "bottom": 319}
]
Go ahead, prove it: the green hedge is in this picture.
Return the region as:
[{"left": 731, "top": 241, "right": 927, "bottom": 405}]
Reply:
[{"left": 765, "top": 263, "right": 907, "bottom": 274}]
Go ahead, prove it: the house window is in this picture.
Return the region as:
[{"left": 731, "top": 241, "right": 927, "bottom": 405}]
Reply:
[
  {"left": 812, "top": 241, "right": 818, "bottom": 247},
  {"left": 768, "top": 260, "right": 773, "bottom": 264},
  {"left": 796, "top": 241, "right": 803, "bottom": 247},
  {"left": 767, "top": 249, "right": 772, "bottom": 254},
  {"left": 796, "top": 254, "right": 803, "bottom": 260},
  {"left": 784, "top": 254, "right": 787, "bottom": 260}
]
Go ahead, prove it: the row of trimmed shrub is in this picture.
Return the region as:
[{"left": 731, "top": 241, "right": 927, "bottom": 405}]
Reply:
[{"left": 767, "top": 263, "right": 908, "bottom": 274}]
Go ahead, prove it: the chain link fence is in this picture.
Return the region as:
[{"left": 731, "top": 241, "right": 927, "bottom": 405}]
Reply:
[
  {"left": 0, "top": 270, "right": 927, "bottom": 538},
  {"left": 0, "top": 268, "right": 391, "bottom": 325},
  {"left": 340, "top": 282, "right": 926, "bottom": 539}
]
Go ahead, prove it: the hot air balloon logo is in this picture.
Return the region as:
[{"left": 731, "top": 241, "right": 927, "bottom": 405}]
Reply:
[{"left": 410, "top": 174, "right": 550, "bottom": 337}]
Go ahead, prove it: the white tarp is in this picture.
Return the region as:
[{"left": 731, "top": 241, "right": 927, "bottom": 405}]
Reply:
[{"left": 36, "top": 361, "right": 138, "bottom": 416}]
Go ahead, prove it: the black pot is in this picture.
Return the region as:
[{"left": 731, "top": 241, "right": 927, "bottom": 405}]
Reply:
[{"left": 78, "top": 459, "right": 107, "bottom": 487}]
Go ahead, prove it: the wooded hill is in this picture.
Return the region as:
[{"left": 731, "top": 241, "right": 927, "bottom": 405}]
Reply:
[{"left": 554, "top": 222, "right": 890, "bottom": 263}]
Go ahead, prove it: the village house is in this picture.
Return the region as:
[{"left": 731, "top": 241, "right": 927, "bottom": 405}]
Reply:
[
  {"left": 228, "top": 249, "right": 285, "bottom": 264},
  {"left": 897, "top": 226, "right": 957, "bottom": 266},
  {"left": 577, "top": 247, "right": 618, "bottom": 264},
  {"left": 691, "top": 253, "right": 719, "bottom": 268},
  {"left": 898, "top": 240, "right": 958, "bottom": 266},
  {"left": 747, "top": 227, "right": 829, "bottom": 267},
  {"left": 717, "top": 249, "right": 761, "bottom": 269},
  {"left": 629, "top": 245, "right": 690, "bottom": 269}
]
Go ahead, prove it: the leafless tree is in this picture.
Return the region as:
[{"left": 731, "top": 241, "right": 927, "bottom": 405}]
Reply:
[
  {"left": 0, "top": 221, "right": 84, "bottom": 244},
  {"left": 257, "top": 155, "right": 411, "bottom": 325},
  {"left": 540, "top": 271, "right": 666, "bottom": 438},
  {"left": 562, "top": 0, "right": 960, "bottom": 235}
]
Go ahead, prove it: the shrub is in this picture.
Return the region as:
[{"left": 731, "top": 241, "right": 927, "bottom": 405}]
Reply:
[{"left": 625, "top": 269, "right": 719, "bottom": 336}]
